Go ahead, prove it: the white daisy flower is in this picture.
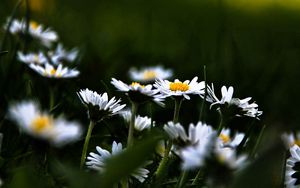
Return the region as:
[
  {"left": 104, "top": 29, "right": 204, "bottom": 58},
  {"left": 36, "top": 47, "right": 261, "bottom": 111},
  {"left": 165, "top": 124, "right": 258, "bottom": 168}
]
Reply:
[
  {"left": 214, "top": 146, "right": 247, "bottom": 170},
  {"left": 206, "top": 85, "right": 262, "bottom": 118},
  {"left": 218, "top": 128, "right": 245, "bottom": 148},
  {"left": 8, "top": 101, "right": 82, "bottom": 147},
  {"left": 129, "top": 65, "right": 173, "bottom": 82},
  {"left": 111, "top": 78, "right": 164, "bottom": 105},
  {"left": 29, "top": 63, "right": 79, "bottom": 78},
  {"left": 17, "top": 51, "right": 47, "bottom": 65},
  {"left": 86, "top": 141, "right": 150, "bottom": 182},
  {"left": 48, "top": 43, "right": 79, "bottom": 64},
  {"left": 154, "top": 77, "right": 205, "bottom": 100},
  {"left": 121, "top": 110, "right": 153, "bottom": 131},
  {"left": 286, "top": 145, "right": 300, "bottom": 188},
  {"left": 77, "top": 89, "right": 126, "bottom": 121},
  {"left": 282, "top": 132, "right": 300, "bottom": 148},
  {"left": 5, "top": 19, "right": 58, "bottom": 47}
]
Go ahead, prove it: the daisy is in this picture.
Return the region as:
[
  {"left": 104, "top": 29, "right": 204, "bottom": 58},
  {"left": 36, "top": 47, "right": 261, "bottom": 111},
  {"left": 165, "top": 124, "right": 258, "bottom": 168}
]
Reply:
[
  {"left": 206, "top": 85, "right": 262, "bottom": 118},
  {"left": 129, "top": 65, "right": 173, "bottom": 83},
  {"left": 4, "top": 18, "right": 58, "bottom": 47},
  {"left": 86, "top": 141, "right": 150, "bottom": 182},
  {"left": 77, "top": 89, "right": 126, "bottom": 122},
  {"left": 154, "top": 77, "right": 205, "bottom": 100},
  {"left": 121, "top": 110, "right": 153, "bottom": 131},
  {"left": 218, "top": 128, "right": 245, "bottom": 148},
  {"left": 48, "top": 43, "right": 79, "bottom": 64},
  {"left": 29, "top": 63, "right": 79, "bottom": 78},
  {"left": 8, "top": 101, "right": 82, "bottom": 147},
  {"left": 282, "top": 132, "right": 300, "bottom": 148},
  {"left": 111, "top": 78, "right": 164, "bottom": 105},
  {"left": 286, "top": 145, "right": 300, "bottom": 188},
  {"left": 214, "top": 146, "right": 247, "bottom": 170},
  {"left": 17, "top": 51, "right": 47, "bottom": 65}
]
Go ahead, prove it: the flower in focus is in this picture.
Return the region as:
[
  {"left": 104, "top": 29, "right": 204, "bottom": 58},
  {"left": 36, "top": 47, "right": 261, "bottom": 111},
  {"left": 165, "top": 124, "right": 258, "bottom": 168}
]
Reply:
[
  {"left": 286, "top": 145, "right": 300, "bottom": 188},
  {"left": 17, "top": 51, "right": 47, "bottom": 65},
  {"left": 111, "top": 78, "right": 164, "bottom": 105},
  {"left": 86, "top": 141, "right": 150, "bottom": 182},
  {"left": 154, "top": 77, "right": 205, "bottom": 100},
  {"left": 29, "top": 63, "right": 79, "bottom": 78},
  {"left": 4, "top": 18, "right": 58, "bottom": 47},
  {"left": 48, "top": 43, "right": 79, "bottom": 64},
  {"left": 206, "top": 85, "right": 262, "bottom": 119},
  {"left": 8, "top": 101, "right": 82, "bottom": 147},
  {"left": 218, "top": 128, "right": 245, "bottom": 148},
  {"left": 129, "top": 65, "right": 173, "bottom": 83},
  {"left": 121, "top": 110, "right": 153, "bottom": 131},
  {"left": 78, "top": 89, "right": 126, "bottom": 122},
  {"left": 282, "top": 132, "right": 300, "bottom": 148}
]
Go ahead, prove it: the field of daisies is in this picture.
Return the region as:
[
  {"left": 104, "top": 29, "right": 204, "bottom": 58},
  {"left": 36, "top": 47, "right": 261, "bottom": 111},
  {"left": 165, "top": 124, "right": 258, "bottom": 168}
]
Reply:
[{"left": 2, "top": 0, "right": 300, "bottom": 187}]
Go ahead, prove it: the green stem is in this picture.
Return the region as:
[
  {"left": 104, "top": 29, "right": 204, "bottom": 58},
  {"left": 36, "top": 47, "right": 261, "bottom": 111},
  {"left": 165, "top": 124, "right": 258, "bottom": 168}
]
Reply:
[
  {"left": 127, "top": 102, "right": 138, "bottom": 148},
  {"left": 250, "top": 124, "right": 266, "bottom": 158},
  {"left": 177, "top": 170, "right": 189, "bottom": 188},
  {"left": 173, "top": 98, "right": 182, "bottom": 123},
  {"left": 192, "top": 169, "right": 202, "bottom": 185},
  {"left": 49, "top": 88, "right": 55, "bottom": 111},
  {"left": 199, "top": 65, "right": 207, "bottom": 121},
  {"left": 120, "top": 178, "right": 128, "bottom": 188},
  {"left": 80, "top": 120, "right": 95, "bottom": 169},
  {"left": 217, "top": 109, "right": 224, "bottom": 134}
]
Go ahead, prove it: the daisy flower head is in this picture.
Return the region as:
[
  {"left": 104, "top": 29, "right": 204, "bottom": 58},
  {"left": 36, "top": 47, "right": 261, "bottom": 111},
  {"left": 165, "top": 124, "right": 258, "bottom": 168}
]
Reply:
[
  {"left": 154, "top": 77, "right": 205, "bottom": 100},
  {"left": 4, "top": 18, "right": 58, "bottom": 47},
  {"left": 78, "top": 89, "right": 126, "bottom": 122},
  {"left": 111, "top": 78, "right": 164, "bottom": 105},
  {"left": 86, "top": 141, "right": 150, "bottom": 182},
  {"left": 206, "top": 85, "right": 262, "bottom": 119},
  {"left": 286, "top": 145, "right": 300, "bottom": 188},
  {"left": 214, "top": 146, "right": 248, "bottom": 170},
  {"left": 282, "top": 132, "right": 300, "bottom": 148},
  {"left": 121, "top": 110, "right": 153, "bottom": 131},
  {"left": 218, "top": 128, "right": 245, "bottom": 148},
  {"left": 17, "top": 51, "right": 47, "bottom": 65},
  {"left": 48, "top": 43, "right": 79, "bottom": 64},
  {"left": 8, "top": 101, "right": 82, "bottom": 147},
  {"left": 129, "top": 65, "right": 173, "bottom": 83},
  {"left": 29, "top": 63, "right": 79, "bottom": 78}
]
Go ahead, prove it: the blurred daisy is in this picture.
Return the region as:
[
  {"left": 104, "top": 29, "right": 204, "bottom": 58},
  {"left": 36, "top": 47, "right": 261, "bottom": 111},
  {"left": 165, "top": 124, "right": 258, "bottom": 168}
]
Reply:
[
  {"left": 48, "top": 43, "right": 79, "bottom": 64},
  {"left": 206, "top": 85, "right": 262, "bottom": 118},
  {"left": 282, "top": 132, "right": 300, "bottom": 148},
  {"left": 154, "top": 77, "right": 205, "bottom": 100},
  {"left": 121, "top": 110, "right": 153, "bottom": 131},
  {"left": 129, "top": 65, "right": 173, "bottom": 82},
  {"left": 111, "top": 78, "right": 164, "bottom": 105},
  {"left": 29, "top": 63, "right": 79, "bottom": 78},
  {"left": 78, "top": 89, "right": 126, "bottom": 122},
  {"left": 4, "top": 18, "right": 58, "bottom": 46},
  {"left": 8, "top": 101, "right": 82, "bottom": 147},
  {"left": 214, "top": 146, "right": 247, "bottom": 170},
  {"left": 17, "top": 51, "right": 47, "bottom": 65},
  {"left": 286, "top": 145, "right": 300, "bottom": 188},
  {"left": 86, "top": 141, "right": 149, "bottom": 182},
  {"left": 218, "top": 128, "right": 245, "bottom": 148}
]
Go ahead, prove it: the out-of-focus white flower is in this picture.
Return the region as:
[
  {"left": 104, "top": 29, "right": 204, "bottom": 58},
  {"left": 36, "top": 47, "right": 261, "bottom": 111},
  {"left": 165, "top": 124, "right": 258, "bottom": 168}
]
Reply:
[
  {"left": 218, "top": 128, "right": 245, "bottom": 148},
  {"left": 4, "top": 19, "right": 58, "bottom": 47},
  {"left": 86, "top": 141, "right": 149, "bottom": 182},
  {"left": 214, "top": 146, "right": 247, "bottom": 169},
  {"left": 29, "top": 63, "right": 79, "bottom": 78},
  {"left": 282, "top": 132, "right": 300, "bottom": 148},
  {"left": 17, "top": 51, "right": 47, "bottom": 65},
  {"left": 154, "top": 77, "right": 205, "bottom": 100},
  {"left": 286, "top": 145, "right": 300, "bottom": 188},
  {"left": 111, "top": 78, "right": 164, "bottom": 105},
  {"left": 129, "top": 66, "right": 173, "bottom": 82},
  {"left": 205, "top": 85, "right": 262, "bottom": 118},
  {"left": 77, "top": 89, "right": 126, "bottom": 121},
  {"left": 48, "top": 43, "right": 79, "bottom": 64},
  {"left": 8, "top": 101, "right": 82, "bottom": 147},
  {"left": 121, "top": 110, "right": 153, "bottom": 131}
]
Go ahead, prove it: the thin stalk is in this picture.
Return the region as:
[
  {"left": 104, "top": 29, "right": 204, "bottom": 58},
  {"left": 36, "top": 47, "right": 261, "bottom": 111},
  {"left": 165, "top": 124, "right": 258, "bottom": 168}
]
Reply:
[
  {"left": 173, "top": 98, "right": 182, "bottom": 123},
  {"left": 250, "top": 124, "right": 266, "bottom": 158},
  {"left": 237, "top": 118, "right": 256, "bottom": 152},
  {"left": 192, "top": 169, "right": 203, "bottom": 185},
  {"left": 127, "top": 102, "right": 138, "bottom": 148},
  {"left": 199, "top": 65, "right": 207, "bottom": 121},
  {"left": 217, "top": 109, "right": 224, "bottom": 134},
  {"left": 80, "top": 120, "right": 95, "bottom": 169},
  {"left": 177, "top": 170, "right": 189, "bottom": 188},
  {"left": 120, "top": 178, "right": 128, "bottom": 188},
  {"left": 49, "top": 88, "right": 55, "bottom": 111}
]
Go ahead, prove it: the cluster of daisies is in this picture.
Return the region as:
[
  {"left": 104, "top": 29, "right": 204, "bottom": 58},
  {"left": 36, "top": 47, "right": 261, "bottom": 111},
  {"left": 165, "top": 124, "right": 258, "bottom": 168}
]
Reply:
[{"left": 4, "top": 18, "right": 80, "bottom": 78}]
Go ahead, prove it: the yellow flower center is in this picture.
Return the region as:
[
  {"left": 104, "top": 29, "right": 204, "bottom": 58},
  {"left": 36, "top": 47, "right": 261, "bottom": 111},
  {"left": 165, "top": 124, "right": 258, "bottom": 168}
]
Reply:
[
  {"left": 131, "top": 82, "right": 145, "bottom": 88},
  {"left": 169, "top": 82, "right": 189, "bottom": 92},
  {"left": 219, "top": 134, "right": 231, "bottom": 144},
  {"left": 31, "top": 116, "right": 52, "bottom": 133},
  {"left": 50, "top": 68, "right": 56, "bottom": 75},
  {"left": 143, "top": 70, "right": 157, "bottom": 80},
  {"left": 294, "top": 140, "right": 300, "bottom": 146},
  {"left": 30, "top": 21, "right": 39, "bottom": 30},
  {"left": 33, "top": 55, "right": 39, "bottom": 63}
]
